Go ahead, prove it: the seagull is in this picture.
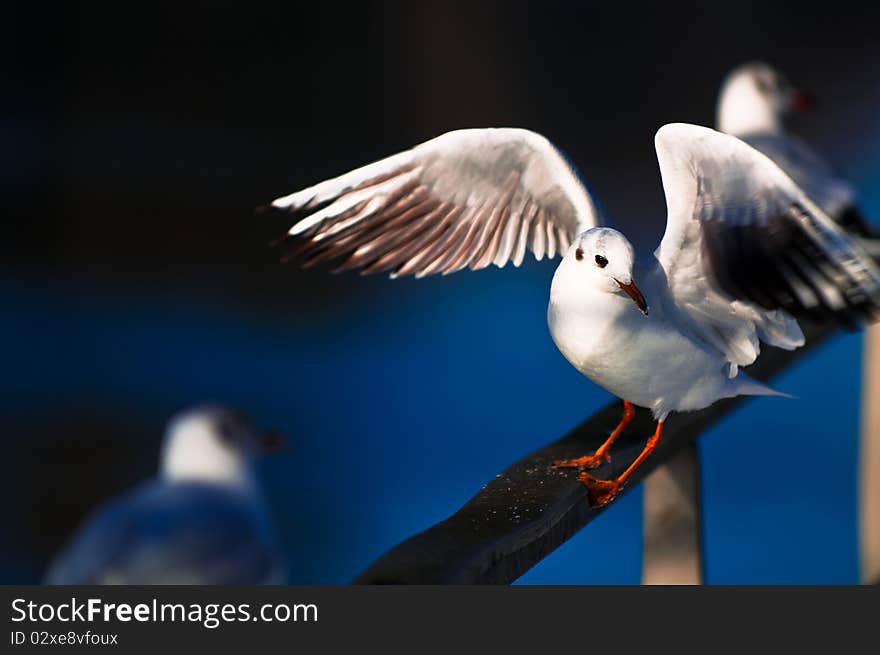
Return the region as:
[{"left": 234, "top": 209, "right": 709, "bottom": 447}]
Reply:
[
  {"left": 264, "top": 123, "right": 880, "bottom": 505},
  {"left": 716, "top": 62, "right": 880, "bottom": 317},
  {"left": 44, "top": 406, "right": 287, "bottom": 584},
  {"left": 716, "top": 62, "right": 880, "bottom": 327}
]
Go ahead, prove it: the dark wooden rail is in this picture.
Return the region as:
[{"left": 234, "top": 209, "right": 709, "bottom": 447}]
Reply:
[{"left": 354, "top": 322, "right": 835, "bottom": 584}]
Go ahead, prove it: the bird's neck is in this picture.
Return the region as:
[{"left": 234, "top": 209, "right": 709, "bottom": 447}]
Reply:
[
  {"left": 717, "top": 85, "right": 782, "bottom": 136},
  {"left": 549, "top": 262, "right": 629, "bottom": 320},
  {"left": 161, "top": 461, "right": 256, "bottom": 491},
  {"left": 160, "top": 437, "right": 256, "bottom": 492},
  {"left": 548, "top": 274, "right": 625, "bottom": 367}
]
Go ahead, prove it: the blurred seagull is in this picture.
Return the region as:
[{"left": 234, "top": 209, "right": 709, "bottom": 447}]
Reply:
[
  {"left": 45, "top": 406, "right": 286, "bottom": 584},
  {"left": 716, "top": 62, "right": 880, "bottom": 317},
  {"left": 264, "top": 123, "right": 880, "bottom": 505}
]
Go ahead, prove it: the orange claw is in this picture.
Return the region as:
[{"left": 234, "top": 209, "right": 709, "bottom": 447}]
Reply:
[
  {"left": 577, "top": 420, "right": 664, "bottom": 507},
  {"left": 551, "top": 400, "right": 635, "bottom": 470},
  {"left": 552, "top": 451, "right": 611, "bottom": 470},
  {"left": 578, "top": 472, "right": 621, "bottom": 506}
]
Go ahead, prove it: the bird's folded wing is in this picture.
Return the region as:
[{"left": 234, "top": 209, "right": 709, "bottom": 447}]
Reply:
[
  {"left": 740, "top": 132, "right": 857, "bottom": 220},
  {"left": 653, "top": 123, "right": 880, "bottom": 373},
  {"left": 44, "top": 484, "right": 281, "bottom": 584},
  {"left": 266, "top": 128, "right": 604, "bottom": 277}
]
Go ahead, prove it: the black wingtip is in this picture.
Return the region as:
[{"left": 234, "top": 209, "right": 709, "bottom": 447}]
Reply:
[{"left": 836, "top": 206, "right": 876, "bottom": 239}]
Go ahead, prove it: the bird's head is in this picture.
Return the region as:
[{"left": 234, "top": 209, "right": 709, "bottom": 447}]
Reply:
[
  {"left": 160, "top": 405, "right": 285, "bottom": 485},
  {"left": 553, "top": 227, "right": 648, "bottom": 315},
  {"left": 717, "top": 62, "right": 815, "bottom": 135}
]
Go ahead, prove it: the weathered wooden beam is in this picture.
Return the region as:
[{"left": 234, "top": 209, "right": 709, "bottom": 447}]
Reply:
[
  {"left": 642, "top": 443, "right": 703, "bottom": 585},
  {"left": 354, "top": 322, "right": 834, "bottom": 584},
  {"left": 860, "top": 324, "right": 880, "bottom": 584}
]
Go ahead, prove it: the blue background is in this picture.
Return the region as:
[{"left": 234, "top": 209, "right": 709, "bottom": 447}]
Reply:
[{"left": 3, "top": 2, "right": 878, "bottom": 583}]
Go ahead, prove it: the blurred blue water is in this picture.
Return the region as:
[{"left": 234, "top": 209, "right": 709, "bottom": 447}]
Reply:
[{"left": 0, "top": 257, "right": 866, "bottom": 583}]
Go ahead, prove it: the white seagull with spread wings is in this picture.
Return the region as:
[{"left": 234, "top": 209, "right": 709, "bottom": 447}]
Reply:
[{"left": 265, "top": 123, "right": 880, "bottom": 505}]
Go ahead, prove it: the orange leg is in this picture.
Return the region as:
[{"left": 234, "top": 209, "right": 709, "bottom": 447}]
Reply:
[
  {"left": 578, "top": 420, "right": 664, "bottom": 507},
  {"left": 552, "top": 400, "right": 636, "bottom": 470}
]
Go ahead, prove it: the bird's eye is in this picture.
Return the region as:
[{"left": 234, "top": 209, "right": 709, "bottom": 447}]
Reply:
[
  {"left": 216, "top": 420, "right": 237, "bottom": 444},
  {"left": 755, "top": 74, "right": 774, "bottom": 95},
  {"left": 595, "top": 254, "right": 608, "bottom": 268},
  {"left": 215, "top": 411, "right": 248, "bottom": 446},
  {"left": 575, "top": 247, "right": 584, "bottom": 261}
]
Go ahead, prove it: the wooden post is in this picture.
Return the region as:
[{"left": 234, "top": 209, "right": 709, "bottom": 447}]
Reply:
[
  {"left": 861, "top": 324, "right": 880, "bottom": 584},
  {"left": 642, "top": 444, "right": 704, "bottom": 585}
]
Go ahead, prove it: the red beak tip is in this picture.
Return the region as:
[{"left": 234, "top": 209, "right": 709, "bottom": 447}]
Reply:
[
  {"left": 791, "top": 90, "right": 817, "bottom": 112},
  {"left": 259, "top": 432, "right": 287, "bottom": 453}
]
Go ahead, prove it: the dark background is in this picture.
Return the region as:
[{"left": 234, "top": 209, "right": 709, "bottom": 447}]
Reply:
[{"left": 3, "top": 1, "right": 878, "bottom": 583}]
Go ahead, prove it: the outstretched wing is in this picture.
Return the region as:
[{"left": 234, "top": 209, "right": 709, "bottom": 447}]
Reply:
[
  {"left": 265, "top": 128, "right": 604, "bottom": 278},
  {"left": 654, "top": 123, "right": 880, "bottom": 374}
]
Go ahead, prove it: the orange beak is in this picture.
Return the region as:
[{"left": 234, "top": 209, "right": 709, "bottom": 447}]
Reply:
[
  {"left": 615, "top": 278, "right": 649, "bottom": 315},
  {"left": 790, "top": 89, "right": 816, "bottom": 112},
  {"left": 258, "top": 431, "right": 287, "bottom": 453}
]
